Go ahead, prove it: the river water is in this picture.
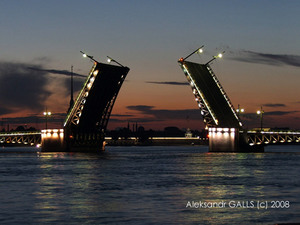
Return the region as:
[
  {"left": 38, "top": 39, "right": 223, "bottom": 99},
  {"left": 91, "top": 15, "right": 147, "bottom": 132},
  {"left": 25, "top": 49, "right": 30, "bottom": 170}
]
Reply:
[{"left": 0, "top": 145, "right": 299, "bottom": 224}]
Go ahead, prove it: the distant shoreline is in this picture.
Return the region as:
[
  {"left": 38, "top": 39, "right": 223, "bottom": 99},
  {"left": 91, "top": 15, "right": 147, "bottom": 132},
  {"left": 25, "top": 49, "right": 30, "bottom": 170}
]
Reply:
[{"left": 105, "top": 137, "right": 208, "bottom": 146}]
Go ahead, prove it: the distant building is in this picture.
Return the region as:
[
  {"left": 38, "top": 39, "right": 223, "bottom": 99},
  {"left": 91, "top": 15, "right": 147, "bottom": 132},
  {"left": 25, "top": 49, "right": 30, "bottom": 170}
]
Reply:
[{"left": 185, "top": 128, "right": 193, "bottom": 138}]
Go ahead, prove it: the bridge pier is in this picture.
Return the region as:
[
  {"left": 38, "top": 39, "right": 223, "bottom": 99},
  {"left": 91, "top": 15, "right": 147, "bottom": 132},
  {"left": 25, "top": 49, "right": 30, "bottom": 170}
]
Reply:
[
  {"left": 41, "top": 129, "right": 106, "bottom": 152},
  {"left": 209, "top": 128, "right": 264, "bottom": 152}
]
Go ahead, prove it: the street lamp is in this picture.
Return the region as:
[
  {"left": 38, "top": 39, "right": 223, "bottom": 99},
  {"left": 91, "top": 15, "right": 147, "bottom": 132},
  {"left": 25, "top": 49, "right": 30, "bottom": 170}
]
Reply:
[
  {"left": 80, "top": 51, "right": 99, "bottom": 63},
  {"left": 107, "top": 56, "right": 125, "bottom": 67},
  {"left": 205, "top": 51, "right": 225, "bottom": 65},
  {"left": 178, "top": 45, "right": 204, "bottom": 62},
  {"left": 256, "top": 106, "right": 264, "bottom": 131},
  {"left": 43, "top": 110, "right": 51, "bottom": 129},
  {"left": 236, "top": 104, "right": 245, "bottom": 116}
]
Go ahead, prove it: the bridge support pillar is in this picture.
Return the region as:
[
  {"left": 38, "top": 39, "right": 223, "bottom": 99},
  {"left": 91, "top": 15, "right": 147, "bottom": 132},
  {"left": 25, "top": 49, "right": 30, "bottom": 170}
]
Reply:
[
  {"left": 41, "top": 128, "right": 106, "bottom": 152},
  {"left": 209, "top": 128, "right": 264, "bottom": 152},
  {"left": 209, "top": 128, "right": 239, "bottom": 152},
  {"left": 41, "top": 129, "right": 65, "bottom": 152}
]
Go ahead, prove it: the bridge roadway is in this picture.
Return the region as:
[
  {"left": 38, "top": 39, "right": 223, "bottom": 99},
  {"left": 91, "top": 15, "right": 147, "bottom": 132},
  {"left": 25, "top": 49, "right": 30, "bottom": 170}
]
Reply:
[
  {"left": 247, "top": 130, "right": 300, "bottom": 146},
  {"left": 0, "top": 131, "right": 41, "bottom": 146},
  {"left": 178, "top": 53, "right": 300, "bottom": 152},
  {"left": 1, "top": 129, "right": 300, "bottom": 148}
]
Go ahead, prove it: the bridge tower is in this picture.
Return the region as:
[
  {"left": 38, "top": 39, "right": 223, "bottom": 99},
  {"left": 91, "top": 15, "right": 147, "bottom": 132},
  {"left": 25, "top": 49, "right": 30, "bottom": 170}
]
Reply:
[
  {"left": 178, "top": 47, "right": 263, "bottom": 152},
  {"left": 42, "top": 54, "right": 129, "bottom": 152}
]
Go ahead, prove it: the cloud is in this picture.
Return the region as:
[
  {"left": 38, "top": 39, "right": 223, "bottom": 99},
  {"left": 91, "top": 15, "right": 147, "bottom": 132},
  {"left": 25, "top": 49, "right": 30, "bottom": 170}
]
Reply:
[
  {"left": 0, "top": 60, "right": 89, "bottom": 116},
  {"left": 111, "top": 114, "right": 134, "bottom": 117},
  {"left": 146, "top": 81, "right": 188, "bottom": 86},
  {"left": 0, "top": 62, "right": 51, "bottom": 115},
  {"left": 263, "top": 103, "right": 286, "bottom": 107},
  {"left": 1, "top": 112, "right": 66, "bottom": 126},
  {"left": 127, "top": 105, "right": 155, "bottom": 111},
  {"left": 28, "top": 66, "right": 86, "bottom": 78},
  {"left": 242, "top": 110, "right": 298, "bottom": 119},
  {"left": 230, "top": 50, "right": 300, "bottom": 67},
  {"left": 265, "top": 111, "right": 298, "bottom": 116},
  {"left": 127, "top": 105, "right": 201, "bottom": 120}
]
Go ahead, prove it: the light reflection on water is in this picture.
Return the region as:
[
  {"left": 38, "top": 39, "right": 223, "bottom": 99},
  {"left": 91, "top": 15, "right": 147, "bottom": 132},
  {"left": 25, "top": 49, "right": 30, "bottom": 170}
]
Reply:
[{"left": 0, "top": 145, "right": 299, "bottom": 224}]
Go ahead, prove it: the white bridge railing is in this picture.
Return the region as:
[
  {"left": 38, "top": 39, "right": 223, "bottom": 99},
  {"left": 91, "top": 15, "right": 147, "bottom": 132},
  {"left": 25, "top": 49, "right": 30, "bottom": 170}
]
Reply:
[
  {"left": 247, "top": 131, "right": 300, "bottom": 146},
  {"left": 0, "top": 131, "right": 41, "bottom": 146}
]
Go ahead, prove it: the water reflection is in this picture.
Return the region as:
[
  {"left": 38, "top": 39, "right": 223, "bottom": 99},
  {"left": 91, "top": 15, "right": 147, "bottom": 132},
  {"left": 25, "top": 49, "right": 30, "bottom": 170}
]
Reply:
[
  {"left": 33, "top": 153, "right": 107, "bottom": 223},
  {"left": 179, "top": 151, "right": 299, "bottom": 224},
  {"left": 0, "top": 146, "right": 299, "bottom": 224}
]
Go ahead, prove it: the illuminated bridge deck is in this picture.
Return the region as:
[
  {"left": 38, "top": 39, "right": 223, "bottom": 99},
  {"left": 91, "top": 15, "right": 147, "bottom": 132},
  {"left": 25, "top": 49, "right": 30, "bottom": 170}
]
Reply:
[
  {"left": 179, "top": 61, "right": 241, "bottom": 128},
  {"left": 0, "top": 131, "right": 41, "bottom": 146},
  {"left": 1, "top": 130, "right": 300, "bottom": 148},
  {"left": 246, "top": 130, "right": 300, "bottom": 146}
]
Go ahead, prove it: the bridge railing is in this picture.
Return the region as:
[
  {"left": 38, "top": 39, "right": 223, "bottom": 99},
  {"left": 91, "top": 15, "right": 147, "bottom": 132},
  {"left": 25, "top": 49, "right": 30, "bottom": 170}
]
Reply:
[
  {"left": 0, "top": 131, "right": 41, "bottom": 136},
  {"left": 0, "top": 131, "right": 41, "bottom": 146},
  {"left": 246, "top": 131, "right": 300, "bottom": 146}
]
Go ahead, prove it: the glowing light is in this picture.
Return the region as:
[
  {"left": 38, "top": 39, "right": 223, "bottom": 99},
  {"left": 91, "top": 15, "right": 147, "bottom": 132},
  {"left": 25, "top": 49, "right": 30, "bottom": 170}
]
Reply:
[
  {"left": 218, "top": 53, "right": 223, "bottom": 58},
  {"left": 83, "top": 53, "right": 87, "bottom": 58},
  {"left": 237, "top": 108, "right": 245, "bottom": 113},
  {"left": 198, "top": 48, "right": 203, "bottom": 53},
  {"left": 93, "top": 70, "right": 98, "bottom": 76}
]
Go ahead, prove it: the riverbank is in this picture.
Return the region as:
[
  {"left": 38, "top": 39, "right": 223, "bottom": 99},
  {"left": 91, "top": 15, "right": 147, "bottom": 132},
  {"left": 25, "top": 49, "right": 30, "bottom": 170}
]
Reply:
[{"left": 105, "top": 137, "right": 208, "bottom": 146}]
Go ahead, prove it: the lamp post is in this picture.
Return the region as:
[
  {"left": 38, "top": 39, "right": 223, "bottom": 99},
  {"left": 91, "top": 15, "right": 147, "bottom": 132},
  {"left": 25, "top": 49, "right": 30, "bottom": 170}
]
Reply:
[
  {"left": 107, "top": 56, "right": 125, "bottom": 67},
  {"left": 179, "top": 46, "right": 204, "bottom": 62},
  {"left": 80, "top": 51, "right": 99, "bottom": 63},
  {"left": 236, "top": 104, "right": 245, "bottom": 116},
  {"left": 256, "top": 106, "right": 264, "bottom": 131},
  {"left": 43, "top": 110, "right": 51, "bottom": 129},
  {"left": 205, "top": 51, "right": 225, "bottom": 65}
]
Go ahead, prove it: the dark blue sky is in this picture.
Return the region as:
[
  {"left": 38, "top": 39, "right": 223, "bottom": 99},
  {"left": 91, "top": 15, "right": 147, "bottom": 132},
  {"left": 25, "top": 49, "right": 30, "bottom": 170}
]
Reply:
[{"left": 1, "top": 0, "right": 300, "bottom": 129}]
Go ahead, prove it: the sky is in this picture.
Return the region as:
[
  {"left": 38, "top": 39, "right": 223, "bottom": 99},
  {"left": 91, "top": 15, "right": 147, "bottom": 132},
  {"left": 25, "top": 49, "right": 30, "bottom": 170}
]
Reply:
[{"left": 0, "top": 0, "right": 300, "bottom": 131}]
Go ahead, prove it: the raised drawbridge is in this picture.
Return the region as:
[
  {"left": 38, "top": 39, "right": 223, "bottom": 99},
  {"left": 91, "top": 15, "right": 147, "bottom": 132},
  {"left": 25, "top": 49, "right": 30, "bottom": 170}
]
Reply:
[
  {"left": 178, "top": 47, "right": 300, "bottom": 152},
  {"left": 42, "top": 55, "right": 129, "bottom": 152}
]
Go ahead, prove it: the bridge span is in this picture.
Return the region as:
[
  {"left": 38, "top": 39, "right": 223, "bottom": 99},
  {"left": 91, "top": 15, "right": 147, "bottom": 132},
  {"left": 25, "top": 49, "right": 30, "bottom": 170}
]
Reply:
[
  {"left": 0, "top": 131, "right": 41, "bottom": 146},
  {"left": 1, "top": 48, "right": 299, "bottom": 152},
  {"left": 178, "top": 47, "right": 300, "bottom": 152},
  {"left": 41, "top": 55, "right": 130, "bottom": 152},
  {"left": 1, "top": 130, "right": 300, "bottom": 150}
]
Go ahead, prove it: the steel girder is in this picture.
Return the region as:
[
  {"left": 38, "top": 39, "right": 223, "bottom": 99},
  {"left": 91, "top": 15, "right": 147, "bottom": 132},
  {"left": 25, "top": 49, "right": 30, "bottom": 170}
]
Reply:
[
  {"left": 0, "top": 132, "right": 41, "bottom": 146},
  {"left": 247, "top": 131, "right": 300, "bottom": 146}
]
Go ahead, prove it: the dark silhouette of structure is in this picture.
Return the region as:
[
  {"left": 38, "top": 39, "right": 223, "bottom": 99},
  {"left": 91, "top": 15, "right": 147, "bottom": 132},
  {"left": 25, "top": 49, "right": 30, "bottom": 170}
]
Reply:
[
  {"left": 41, "top": 57, "right": 129, "bottom": 152},
  {"left": 178, "top": 48, "right": 300, "bottom": 152}
]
